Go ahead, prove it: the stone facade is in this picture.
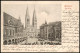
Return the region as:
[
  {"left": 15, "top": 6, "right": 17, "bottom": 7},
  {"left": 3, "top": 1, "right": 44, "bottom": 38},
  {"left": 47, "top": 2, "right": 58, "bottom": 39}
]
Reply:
[
  {"left": 3, "top": 12, "right": 25, "bottom": 45},
  {"left": 25, "top": 7, "right": 38, "bottom": 38},
  {"left": 40, "top": 21, "right": 61, "bottom": 42}
]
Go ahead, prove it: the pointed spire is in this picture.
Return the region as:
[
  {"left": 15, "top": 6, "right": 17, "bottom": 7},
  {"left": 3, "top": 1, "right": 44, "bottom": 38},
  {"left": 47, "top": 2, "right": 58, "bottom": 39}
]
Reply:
[
  {"left": 19, "top": 16, "right": 21, "bottom": 21},
  {"left": 25, "top": 5, "right": 30, "bottom": 29},
  {"left": 25, "top": 5, "right": 29, "bottom": 18},
  {"left": 32, "top": 5, "right": 37, "bottom": 27},
  {"left": 33, "top": 5, "right": 36, "bottom": 17},
  {"left": 33, "top": 4, "right": 36, "bottom": 17},
  {"left": 34, "top": 5, "right": 35, "bottom": 12},
  {"left": 27, "top": 5, "right": 28, "bottom": 11},
  {"left": 45, "top": 19, "right": 47, "bottom": 24}
]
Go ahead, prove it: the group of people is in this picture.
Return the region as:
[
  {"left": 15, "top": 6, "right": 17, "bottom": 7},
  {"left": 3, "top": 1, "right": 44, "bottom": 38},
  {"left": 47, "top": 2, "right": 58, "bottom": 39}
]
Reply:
[{"left": 24, "top": 40, "right": 61, "bottom": 45}]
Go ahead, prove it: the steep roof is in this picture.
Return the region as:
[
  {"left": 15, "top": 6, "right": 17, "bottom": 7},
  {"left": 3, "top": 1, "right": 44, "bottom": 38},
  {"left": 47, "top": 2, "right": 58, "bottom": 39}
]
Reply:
[
  {"left": 40, "top": 21, "right": 61, "bottom": 28},
  {"left": 48, "top": 21, "right": 61, "bottom": 26},
  {"left": 3, "top": 12, "right": 23, "bottom": 27}
]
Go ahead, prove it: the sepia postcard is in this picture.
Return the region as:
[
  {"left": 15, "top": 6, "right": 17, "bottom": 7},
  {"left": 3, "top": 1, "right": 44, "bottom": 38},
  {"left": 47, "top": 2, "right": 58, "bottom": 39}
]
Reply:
[{"left": 1, "top": 1, "right": 79, "bottom": 52}]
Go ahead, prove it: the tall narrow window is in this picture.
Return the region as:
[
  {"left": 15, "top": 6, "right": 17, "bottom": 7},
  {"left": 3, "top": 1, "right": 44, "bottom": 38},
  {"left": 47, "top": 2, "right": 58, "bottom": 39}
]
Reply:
[
  {"left": 8, "top": 29, "right": 10, "bottom": 36},
  {"left": 4, "top": 29, "right": 6, "bottom": 35},
  {"left": 10, "top": 30, "right": 11, "bottom": 35},
  {"left": 5, "top": 29, "right": 8, "bottom": 35},
  {"left": 13, "top": 30, "right": 14, "bottom": 35}
]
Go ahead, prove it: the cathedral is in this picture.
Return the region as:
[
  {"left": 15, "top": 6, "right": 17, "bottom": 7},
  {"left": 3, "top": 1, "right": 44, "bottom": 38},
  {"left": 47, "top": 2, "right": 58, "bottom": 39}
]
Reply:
[{"left": 25, "top": 6, "right": 38, "bottom": 38}]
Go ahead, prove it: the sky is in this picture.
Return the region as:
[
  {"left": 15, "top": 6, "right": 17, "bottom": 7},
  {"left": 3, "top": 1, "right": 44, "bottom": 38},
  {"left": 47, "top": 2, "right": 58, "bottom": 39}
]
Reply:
[{"left": 2, "top": 2, "right": 61, "bottom": 29}]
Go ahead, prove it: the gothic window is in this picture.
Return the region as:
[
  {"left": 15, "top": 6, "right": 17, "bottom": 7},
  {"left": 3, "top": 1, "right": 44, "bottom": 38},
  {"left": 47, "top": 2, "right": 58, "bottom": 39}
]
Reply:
[
  {"left": 4, "top": 29, "right": 6, "bottom": 35},
  {"left": 5, "top": 29, "right": 7, "bottom": 35},
  {"left": 11, "top": 30, "right": 12, "bottom": 35},
  {"left": 10, "top": 29, "right": 11, "bottom": 36},
  {"left": 8, "top": 29, "right": 10, "bottom": 36},
  {"left": 13, "top": 30, "right": 14, "bottom": 35}
]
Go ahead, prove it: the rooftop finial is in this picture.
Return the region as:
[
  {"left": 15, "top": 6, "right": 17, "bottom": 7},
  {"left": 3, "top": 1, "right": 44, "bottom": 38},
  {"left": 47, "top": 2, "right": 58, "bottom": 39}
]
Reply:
[
  {"left": 45, "top": 19, "right": 47, "bottom": 24},
  {"left": 19, "top": 16, "right": 21, "bottom": 21}
]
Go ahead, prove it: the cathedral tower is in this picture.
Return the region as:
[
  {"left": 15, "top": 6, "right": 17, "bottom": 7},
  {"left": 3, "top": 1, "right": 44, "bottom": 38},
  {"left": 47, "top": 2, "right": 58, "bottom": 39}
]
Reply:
[
  {"left": 32, "top": 8, "right": 37, "bottom": 29},
  {"left": 25, "top": 6, "right": 30, "bottom": 29}
]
